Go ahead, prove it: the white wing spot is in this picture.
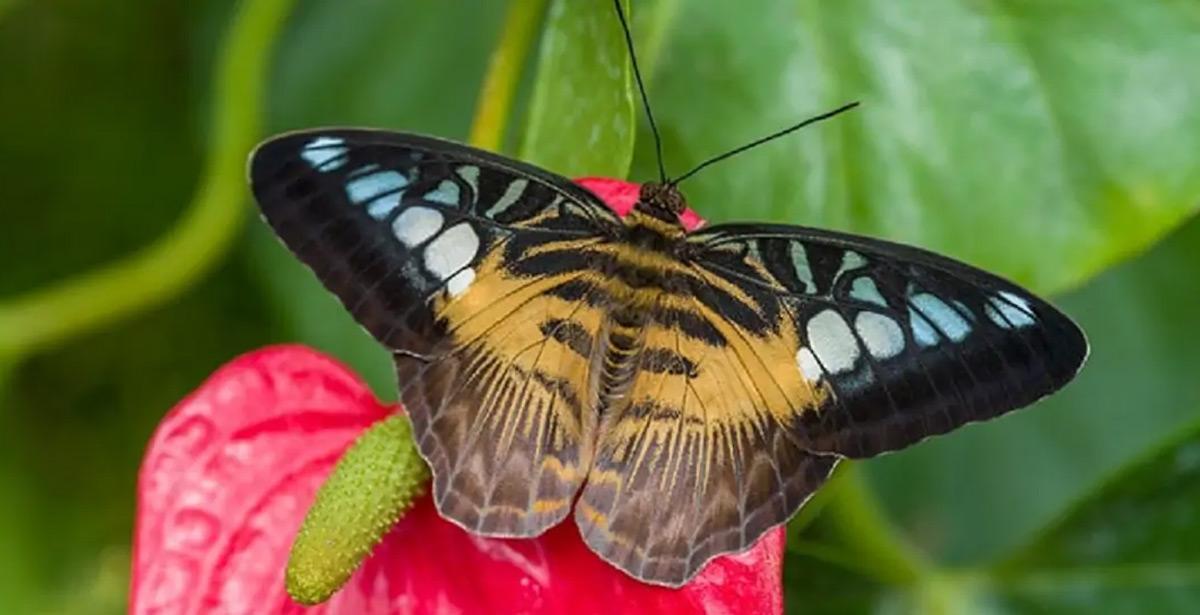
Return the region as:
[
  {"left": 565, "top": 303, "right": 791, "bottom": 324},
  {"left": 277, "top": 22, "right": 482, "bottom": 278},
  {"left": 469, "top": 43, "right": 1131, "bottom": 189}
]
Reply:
[
  {"left": 300, "top": 136, "right": 347, "bottom": 171},
  {"left": 392, "top": 206, "right": 443, "bottom": 248},
  {"left": 424, "top": 223, "right": 480, "bottom": 280},
  {"left": 486, "top": 178, "right": 529, "bottom": 218},
  {"left": 789, "top": 242, "right": 815, "bottom": 293},
  {"left": 426, "top": 179, "right": 460, "bottom": 205},
  {"left": 455, "top": 165, "right": 480, "bottom": 201},
  {"left": 795, "top": 347, "right": 823, "bottom": 384},
  {"left": 806, "top": 309, "right": 859, "bottom": 374},
  {"left": 346, "top": 170, "right": 408, "bottom": 219},
  {"left": 910, "top": 293, "right": 972, "bottom": 347},
  {"left": 986, "top": 291, "right": 1037, "bottom": 329},
  {"left": 445, "top": 268, "right": 476, "bottom": 297},
  {"left": 855, "top": 312, "right": 905, "bottom": 360},
  {"left": 838, "top": 251, "right": 868, "bottom": 275}
]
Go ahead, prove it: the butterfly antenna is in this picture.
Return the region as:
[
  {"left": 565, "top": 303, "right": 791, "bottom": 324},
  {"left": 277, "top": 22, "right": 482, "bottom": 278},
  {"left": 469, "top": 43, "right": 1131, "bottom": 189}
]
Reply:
[
  {"left": 671, "top": 101, "right": 861, "bottom": 186},
  {"left": 613, "top": 0, "right": 668, "bottom": 184}
]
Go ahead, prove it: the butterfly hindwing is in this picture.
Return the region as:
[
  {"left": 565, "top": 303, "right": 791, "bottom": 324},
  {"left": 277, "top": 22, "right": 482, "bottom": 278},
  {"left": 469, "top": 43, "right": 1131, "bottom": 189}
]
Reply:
[
  {"left": 575, "top": 296, "right": 838, "bottom": 585},
  {"left": 395, "top": 262, "right": 606, "bottom": 536},
  {"left": 250, "top": 129, "right": 621, "bottom": 536},
  {"left": 686, "top": 223, "right": 1089, "bottom": 459}
]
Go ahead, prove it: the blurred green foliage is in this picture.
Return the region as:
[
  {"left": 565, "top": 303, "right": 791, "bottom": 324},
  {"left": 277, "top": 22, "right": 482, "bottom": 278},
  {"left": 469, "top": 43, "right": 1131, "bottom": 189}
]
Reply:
[{"left": 1, "top": 0, "right": 1197, "bottom": 613}]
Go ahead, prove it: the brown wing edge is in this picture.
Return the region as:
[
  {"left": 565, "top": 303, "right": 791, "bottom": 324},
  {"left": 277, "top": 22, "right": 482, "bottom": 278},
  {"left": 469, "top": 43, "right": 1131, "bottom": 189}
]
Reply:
[
  {"left": 574, "top": 446, "right": 839, "bottom": 587},
  {"left": 396, "top": 349, "right": 589, "bottom": 539}
]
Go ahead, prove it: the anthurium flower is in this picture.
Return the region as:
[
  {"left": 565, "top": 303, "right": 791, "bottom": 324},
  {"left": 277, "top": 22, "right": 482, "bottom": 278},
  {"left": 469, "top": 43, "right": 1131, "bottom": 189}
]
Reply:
[{"left": 131, "top": 179, "right": 784, "bottom": 614}]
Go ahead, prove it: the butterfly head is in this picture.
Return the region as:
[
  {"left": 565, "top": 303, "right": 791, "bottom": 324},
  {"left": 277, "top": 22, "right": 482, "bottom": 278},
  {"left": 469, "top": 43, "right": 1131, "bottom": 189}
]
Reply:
[{"left": 636, "top": 181, "right": 687, "bottom": 225}]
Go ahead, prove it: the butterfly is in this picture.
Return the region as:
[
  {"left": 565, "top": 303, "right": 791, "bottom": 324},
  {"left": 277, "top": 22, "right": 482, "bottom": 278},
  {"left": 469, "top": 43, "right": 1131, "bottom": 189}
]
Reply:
[{"left": 248, "top": 126, "right": 1087, "bottom": 586}]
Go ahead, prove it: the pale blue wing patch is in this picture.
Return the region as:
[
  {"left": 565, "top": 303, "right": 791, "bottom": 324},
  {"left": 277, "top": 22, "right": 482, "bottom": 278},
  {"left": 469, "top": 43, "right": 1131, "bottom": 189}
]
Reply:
[
  {"left": 836, "top": 251, "right": 869, "bottom": 279},
  {"left": 795, "top": 347, "right": 823, "bottom": 384},
  {"left": 445, "top": 269, "right": 476, "bottom": 297},
  {"left": 455, "top": 165, "right": 480, "bottom": 203},
  {"left": 300, "top": 136, "right": 348, "bottom": 171},
  {"left": 850, "top": 277, "right": 888, "bottom": 307},
  {"left": 985, "top": 291, "right": 1037, "bottom": 329},
  {"left": 909, "top": 292, "right": 973, "bottom": 347},
  {"left": 345, "top": 166, "right": 409, "bottom": 219}
]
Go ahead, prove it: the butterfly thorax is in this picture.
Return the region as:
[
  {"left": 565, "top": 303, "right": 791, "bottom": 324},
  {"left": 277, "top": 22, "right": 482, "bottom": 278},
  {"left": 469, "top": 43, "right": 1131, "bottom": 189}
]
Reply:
[{"left": 603, "top": 182, "right": 690, "bottom": 306}]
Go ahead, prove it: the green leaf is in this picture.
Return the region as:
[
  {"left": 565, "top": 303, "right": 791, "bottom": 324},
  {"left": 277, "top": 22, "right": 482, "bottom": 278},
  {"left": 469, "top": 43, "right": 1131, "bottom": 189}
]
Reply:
[
  {"left": 267, "top": 2, "right": 506, "bottom": 134},
  {"left": 783, "top": 547, "right": 890, "bottom": 614},
  {"left": 987, "top": 417, "right": 1200, "bottom": 613},
  {"left": 634, "top": 0, "right": 1200, "bottom": 294},
  {"left": 519, "top": 0, "right": 635, "bottom": 177}
]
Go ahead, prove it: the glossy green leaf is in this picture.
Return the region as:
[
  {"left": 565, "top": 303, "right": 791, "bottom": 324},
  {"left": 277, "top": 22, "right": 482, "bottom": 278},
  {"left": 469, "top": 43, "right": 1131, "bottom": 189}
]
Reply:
[
  {"left": 803, "top": 406, "right": 1200, "bottom": 614},
  {"left": 267, "top": 2, "right": 505, "bottom": 134},
  {"left": 783, "top": 548, "right": 888, "bottom": 614},
  {"left": 988, "top": 416, "right": 1200, "bottom": 613},
  {"left": 519, "top": 0, "right": 635, "bottom": 177},
  {"left": 634, "top": 0, "right": 1200, "bottom": 294}
]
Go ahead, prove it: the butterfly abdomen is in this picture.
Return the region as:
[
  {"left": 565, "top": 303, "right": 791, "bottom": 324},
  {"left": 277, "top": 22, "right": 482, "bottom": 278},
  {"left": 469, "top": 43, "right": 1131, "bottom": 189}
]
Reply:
[{"left": 595, "top": 307, "right": 648, "bottom": 420}]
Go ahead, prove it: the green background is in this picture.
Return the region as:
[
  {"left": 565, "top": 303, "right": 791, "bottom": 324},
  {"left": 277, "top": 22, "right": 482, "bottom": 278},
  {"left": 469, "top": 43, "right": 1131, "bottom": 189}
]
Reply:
[{"left": 1, "top": 0, "right": 1198, "bottom": 612}]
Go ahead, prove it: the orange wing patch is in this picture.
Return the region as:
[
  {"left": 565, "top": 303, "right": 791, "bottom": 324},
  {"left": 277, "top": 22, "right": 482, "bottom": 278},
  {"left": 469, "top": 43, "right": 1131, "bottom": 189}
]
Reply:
[
  {"left": 575, "top": 292, "right": 837, "bottom": 586},
  {"left": 400, "top": 237, "right": 606, "bottom": 537}
]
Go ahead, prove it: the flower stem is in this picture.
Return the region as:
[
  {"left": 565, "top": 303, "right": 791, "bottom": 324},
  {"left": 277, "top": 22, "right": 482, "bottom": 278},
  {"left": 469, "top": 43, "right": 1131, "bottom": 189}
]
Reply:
[
  {"left": 468, "top": 0, "right": 548, "bottom": 151},
  {"left": 0, "top": 0, "right": 296, "bottom": 360}
]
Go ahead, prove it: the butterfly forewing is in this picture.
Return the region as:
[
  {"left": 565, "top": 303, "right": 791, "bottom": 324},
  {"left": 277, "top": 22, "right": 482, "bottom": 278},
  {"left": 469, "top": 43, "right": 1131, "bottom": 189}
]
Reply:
[
  {"left": 250, "top": 129, "right": 620, "bottom": 536},
  {"left": 686, "top": 223, "right": 1089, "bottom": 458},
  {"left": 250, "top": 130, "right": 621, "bottom": 350}
]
